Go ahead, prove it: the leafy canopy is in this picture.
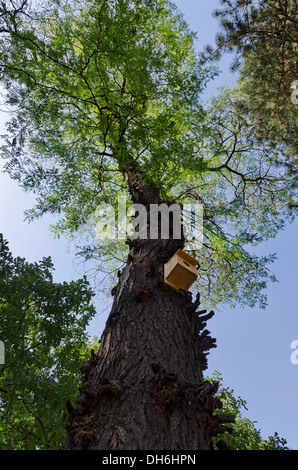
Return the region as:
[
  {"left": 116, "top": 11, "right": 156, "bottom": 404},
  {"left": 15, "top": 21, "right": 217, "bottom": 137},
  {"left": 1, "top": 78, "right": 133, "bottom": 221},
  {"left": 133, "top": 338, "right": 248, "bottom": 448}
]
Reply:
[
  {"left": 0, "top": 234, "right": 97, "bottom": 450},
  {"left": 201, "top": 0, "right": 298, "bottom": 173},
  {"left": 0, "top": 0, "right": 297, "bottom": 308},
  {"left": 210, "top": 372, "right": 290, "bottom": 450}
]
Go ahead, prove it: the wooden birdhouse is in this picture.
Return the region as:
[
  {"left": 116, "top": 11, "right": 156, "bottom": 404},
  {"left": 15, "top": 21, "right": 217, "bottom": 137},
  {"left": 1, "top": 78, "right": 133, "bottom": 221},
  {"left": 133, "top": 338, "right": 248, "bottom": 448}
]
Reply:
[{"left": 164, "top": 249, "right": 198, "bottom": 291}]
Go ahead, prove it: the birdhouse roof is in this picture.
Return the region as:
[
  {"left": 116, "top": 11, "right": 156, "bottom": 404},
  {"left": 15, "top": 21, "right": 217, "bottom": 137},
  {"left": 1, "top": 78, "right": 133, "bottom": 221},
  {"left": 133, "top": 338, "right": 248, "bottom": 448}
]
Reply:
[{"left": 175, "top": 249, "right": 198, "bottom": 267}]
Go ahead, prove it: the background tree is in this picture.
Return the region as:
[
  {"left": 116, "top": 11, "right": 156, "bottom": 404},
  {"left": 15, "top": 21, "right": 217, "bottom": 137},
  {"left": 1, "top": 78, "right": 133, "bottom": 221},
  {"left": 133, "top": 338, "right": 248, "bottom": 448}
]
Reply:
[
  {"left": 201, "top": 0, "right": 298, "bottom": 188},
  {"left": 0, "top": 0, "right": 296, "bottom": 450},
  {"left": 0, "top": 234, "right": 97, "bottom": 450},
  {"left": 210, "top": 372, "right": 290, "bottom": 450}
]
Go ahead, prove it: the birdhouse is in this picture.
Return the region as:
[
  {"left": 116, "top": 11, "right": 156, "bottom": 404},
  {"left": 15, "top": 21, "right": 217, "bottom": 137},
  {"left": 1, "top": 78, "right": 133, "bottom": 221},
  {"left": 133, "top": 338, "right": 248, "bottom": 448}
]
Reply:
[{"left": 164, "top": 249, "right": 198, "bottom": 291}]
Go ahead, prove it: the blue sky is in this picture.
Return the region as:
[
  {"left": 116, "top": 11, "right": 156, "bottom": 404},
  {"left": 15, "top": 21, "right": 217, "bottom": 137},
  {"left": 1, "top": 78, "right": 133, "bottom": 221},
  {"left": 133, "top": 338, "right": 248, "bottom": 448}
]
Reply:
[
  {"left": 0, "top": 0, "right": 297, "bottom": 449},
  {"left": 172, "top": 0, "right": 298, "bottom": 449}
]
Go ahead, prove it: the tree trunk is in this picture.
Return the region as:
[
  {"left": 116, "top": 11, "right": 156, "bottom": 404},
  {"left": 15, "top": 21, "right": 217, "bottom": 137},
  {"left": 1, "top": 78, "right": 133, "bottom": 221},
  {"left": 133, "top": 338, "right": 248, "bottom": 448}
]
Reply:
[{"left": 64, "top": 170, "right": 233, "bottom": 450}]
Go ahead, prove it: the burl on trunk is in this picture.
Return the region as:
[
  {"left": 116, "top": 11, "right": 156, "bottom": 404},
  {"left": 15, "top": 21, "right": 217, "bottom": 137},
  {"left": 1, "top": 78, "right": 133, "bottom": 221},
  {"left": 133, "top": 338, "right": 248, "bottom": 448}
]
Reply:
[{"left": 64, "top": 170, "right": 234, "bottom": 450}]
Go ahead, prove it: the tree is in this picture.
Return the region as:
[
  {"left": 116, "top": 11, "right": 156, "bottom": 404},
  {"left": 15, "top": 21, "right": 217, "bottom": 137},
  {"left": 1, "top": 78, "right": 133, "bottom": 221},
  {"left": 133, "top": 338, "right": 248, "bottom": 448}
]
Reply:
[
  {"left": 201, "top": 0, "right": 298, "bottom": 185},
  {"left": 210, "top": 372, "right": 290, "bottom": 450},
  {"left": 0, "top": 234, "right": 97, "bottom": 449},
  {"left": 0, "top": 0, "right": 296, "bottom": 450}
]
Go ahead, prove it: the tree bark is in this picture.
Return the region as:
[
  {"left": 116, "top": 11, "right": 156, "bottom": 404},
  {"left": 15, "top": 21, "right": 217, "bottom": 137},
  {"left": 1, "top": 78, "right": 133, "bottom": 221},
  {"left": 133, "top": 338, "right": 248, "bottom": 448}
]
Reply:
[{"left": 64, "top": 170, "right": 233, "bottom": 450}]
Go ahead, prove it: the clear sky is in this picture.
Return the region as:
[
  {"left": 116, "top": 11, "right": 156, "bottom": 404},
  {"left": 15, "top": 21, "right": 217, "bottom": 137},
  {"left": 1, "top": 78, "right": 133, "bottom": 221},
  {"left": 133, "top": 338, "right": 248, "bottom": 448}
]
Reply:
[
  {"left": 172, "top": 0, "right": 298, "bottom": 449},
  {"left": 0, "top": 0, "right": 297, "bottom": 449}
]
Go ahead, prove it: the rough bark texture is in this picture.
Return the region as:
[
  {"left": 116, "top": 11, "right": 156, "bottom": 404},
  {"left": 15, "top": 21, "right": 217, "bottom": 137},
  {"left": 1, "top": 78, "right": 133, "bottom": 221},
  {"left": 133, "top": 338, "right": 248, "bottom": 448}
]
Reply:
[{"left": 64, "top": 170, "right": 234, "bottom": 450}]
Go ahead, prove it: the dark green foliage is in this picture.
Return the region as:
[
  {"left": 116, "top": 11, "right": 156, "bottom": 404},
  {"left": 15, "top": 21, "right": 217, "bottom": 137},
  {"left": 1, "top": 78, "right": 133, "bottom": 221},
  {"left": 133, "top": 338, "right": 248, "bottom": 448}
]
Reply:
[
  {"left": 0, "top": 234, "right": 97, "bottom": 449},
  {"left": 210, "top": 372, "right": 290, "bottom": 450},
  {"left": 201, "top": 0, "right": 298, "bottom": 170}
]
